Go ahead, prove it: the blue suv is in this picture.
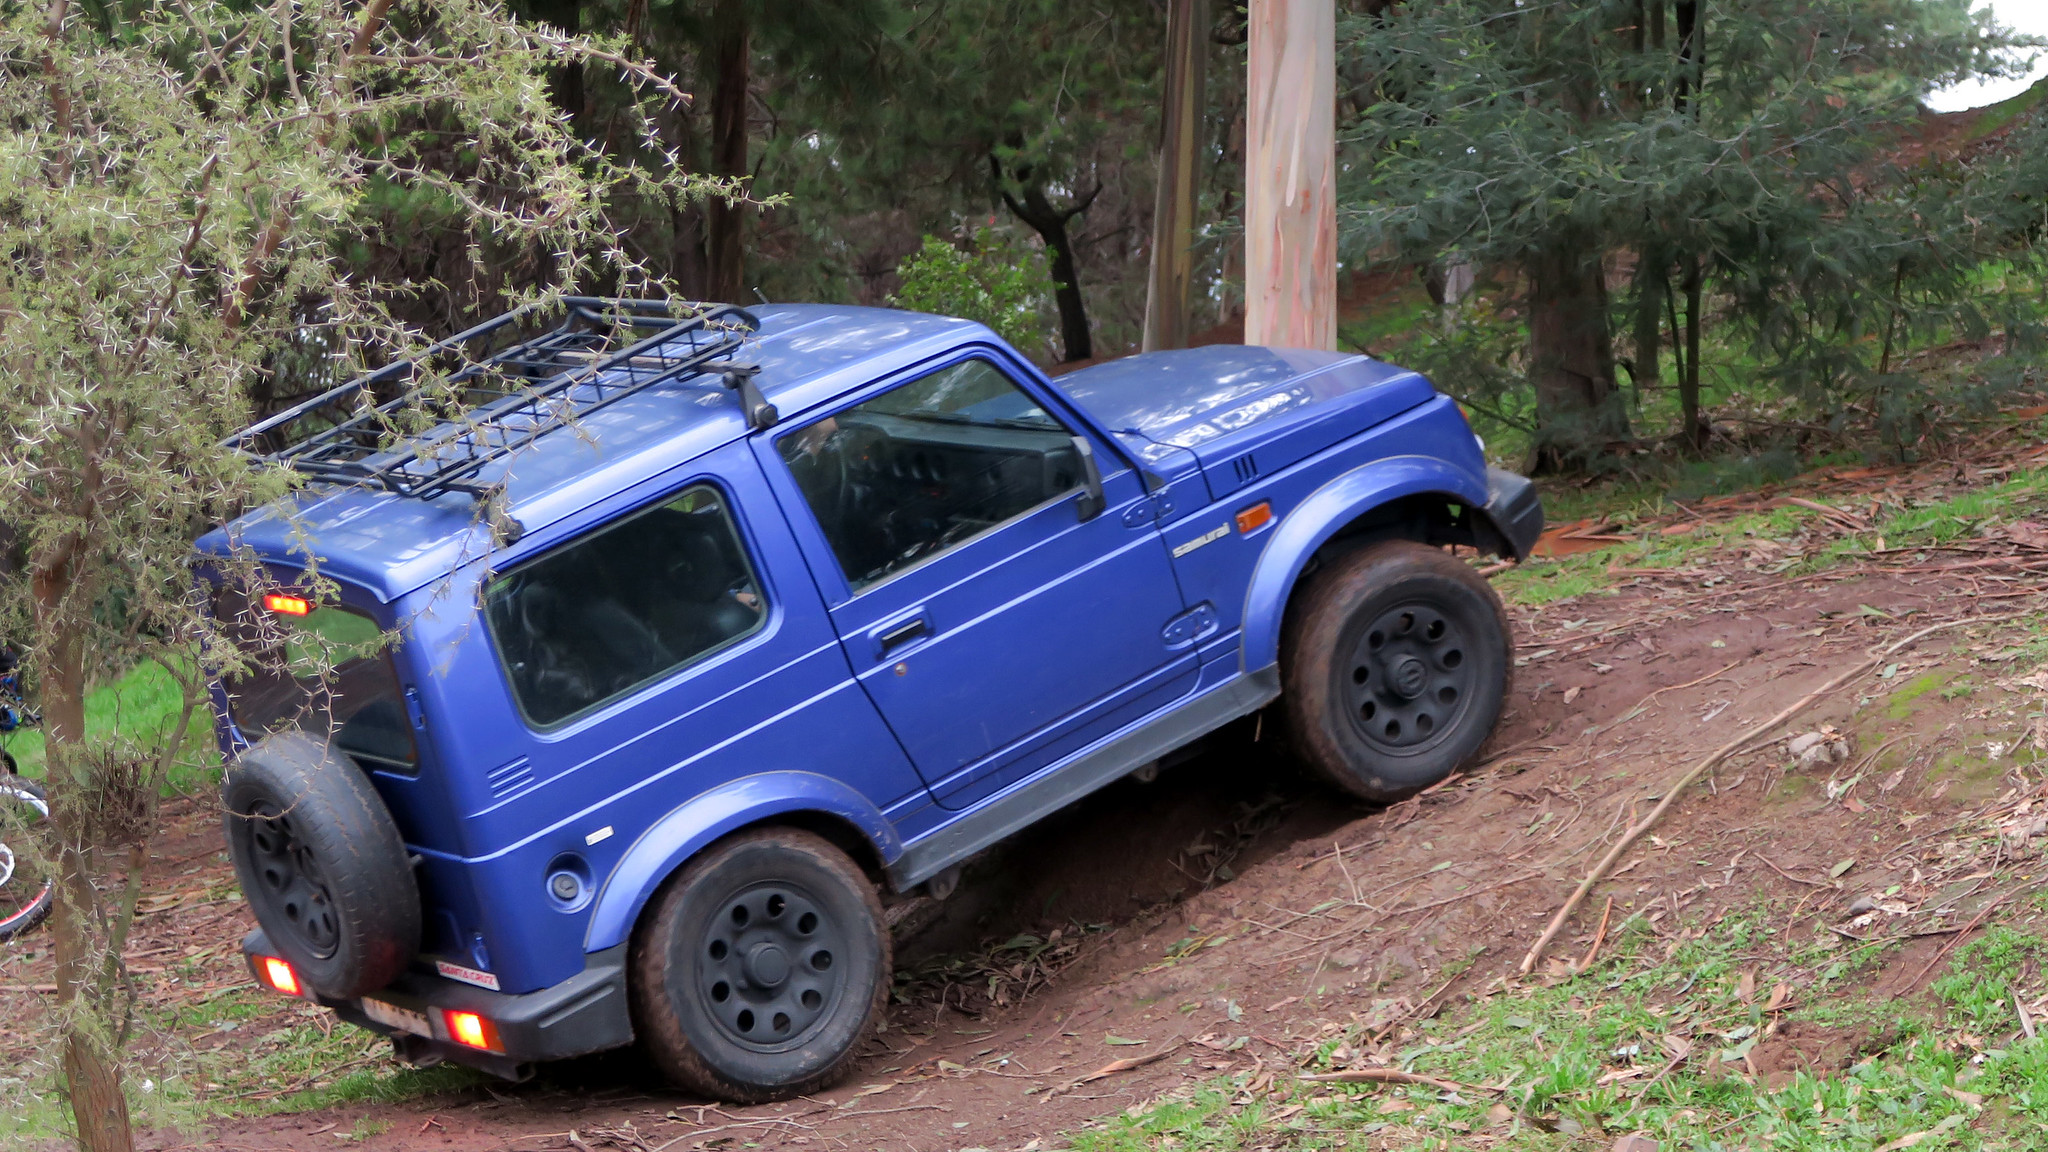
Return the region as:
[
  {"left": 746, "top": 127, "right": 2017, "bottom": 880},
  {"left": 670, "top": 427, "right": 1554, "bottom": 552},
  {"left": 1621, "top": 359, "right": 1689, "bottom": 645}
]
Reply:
[{"left": 201, "top": 299, "right": 1540, "bottom": 1101}]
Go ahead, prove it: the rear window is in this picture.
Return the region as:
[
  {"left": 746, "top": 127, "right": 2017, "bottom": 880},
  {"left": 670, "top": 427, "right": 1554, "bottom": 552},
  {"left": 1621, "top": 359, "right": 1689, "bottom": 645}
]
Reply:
[
  {"left": 484, "top": 484, "right": 767, "bottom": 728},
  {"left": 215, "top": 588, "right": 418, "bottom": 773}
]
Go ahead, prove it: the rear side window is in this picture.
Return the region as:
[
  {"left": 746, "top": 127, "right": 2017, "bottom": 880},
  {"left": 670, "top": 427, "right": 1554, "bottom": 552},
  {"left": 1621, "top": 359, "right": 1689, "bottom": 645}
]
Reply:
[
  {"left": 485, "top": 485, "right": 766, "bottom": 728},
  {"left": 216, "top": 590, "right": 418, "bottom": 773}
]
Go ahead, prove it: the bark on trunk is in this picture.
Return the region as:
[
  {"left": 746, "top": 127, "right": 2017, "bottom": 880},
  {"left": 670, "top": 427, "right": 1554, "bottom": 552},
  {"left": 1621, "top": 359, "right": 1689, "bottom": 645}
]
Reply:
[
  {"left": 1674, "top": 1, "right": 1700, "bottom": 110},
  {"left": 36, "top": 545, "right": 134, "bottom": 1152},
  {"left": 1679, "top": 253, "right": 1704, "bottom": 449},
  {"left": 1142, "top": 0, "right": 1208, "bottom": 352},
  {"left": 519, "top": 0, "right": 585, "bottom": 130},
  {"left": 1631, "top": 246, "right": 1664, "bottom": 392},
  {"left": 1526, "top": 246, "right": 1628, "bottom": 470},
  {"left": 706, "top": 0, "right": 750, "bottom": 304},
  {"left": 1244, "top": 0, "right": 1337, "bottom": 350}
]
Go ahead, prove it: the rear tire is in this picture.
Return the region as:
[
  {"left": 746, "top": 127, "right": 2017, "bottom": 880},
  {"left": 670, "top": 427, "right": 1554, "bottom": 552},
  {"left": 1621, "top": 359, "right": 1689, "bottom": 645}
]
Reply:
[
  {"left": 1282, "top": 540, "right": 1511, "bottom": 802},
  {"left": 631, "top": 827, "right": 888, "bottom": 1103},
  {"left": 221, "top": 733, "right": 420, "bottom": 998}
]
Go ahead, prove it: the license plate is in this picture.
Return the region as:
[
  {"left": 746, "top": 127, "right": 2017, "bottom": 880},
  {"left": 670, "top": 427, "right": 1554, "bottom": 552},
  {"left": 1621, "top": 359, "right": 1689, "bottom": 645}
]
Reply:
[{"left": 361, "top": 997, "right": 433, "bottom": 1038}]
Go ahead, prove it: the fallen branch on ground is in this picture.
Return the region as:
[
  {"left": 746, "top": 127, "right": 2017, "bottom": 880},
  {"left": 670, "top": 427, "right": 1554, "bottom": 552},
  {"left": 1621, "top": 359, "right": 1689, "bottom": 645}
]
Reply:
[
  {"left": 1905, "top": 889, "right": 2017, "bottom": 990},
  {"left": 1299, "top": 1067, "right": 1499, "bottom": 1093},
  {"left": 1518, "top": 612, "right": 2026, "bottom": 976},
  {"left": 1047, "top": 1042, "right": 1184, "bottom": 1096}
]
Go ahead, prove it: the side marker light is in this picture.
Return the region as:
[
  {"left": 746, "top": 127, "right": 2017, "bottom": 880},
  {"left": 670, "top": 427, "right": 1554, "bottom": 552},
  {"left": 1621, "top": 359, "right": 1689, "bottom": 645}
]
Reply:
[{"left": 1234, "top": 502, "right": 1273, "bottom": 534}]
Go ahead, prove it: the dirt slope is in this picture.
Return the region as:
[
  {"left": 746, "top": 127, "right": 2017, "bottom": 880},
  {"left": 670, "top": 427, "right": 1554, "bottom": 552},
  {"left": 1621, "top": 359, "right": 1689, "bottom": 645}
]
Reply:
[{"left": 7, "top": 457, "right": 2048, "bottom": 1151}]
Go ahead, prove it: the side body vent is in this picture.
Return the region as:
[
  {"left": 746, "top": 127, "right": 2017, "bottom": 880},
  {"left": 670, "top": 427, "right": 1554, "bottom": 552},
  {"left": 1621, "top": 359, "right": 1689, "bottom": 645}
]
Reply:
[
  {"left": 486, "top": 756, "right": 536, "bottom": 800},
  {"left": 1230, "top": 454, "right": 1260, "bottom": 486}
]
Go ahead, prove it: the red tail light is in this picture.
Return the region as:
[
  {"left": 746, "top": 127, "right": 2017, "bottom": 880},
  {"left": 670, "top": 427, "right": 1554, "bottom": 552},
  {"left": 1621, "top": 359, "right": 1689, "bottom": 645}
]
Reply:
[
  {"left": 262, "top": 593, "right": 312, "bottom": 616},
  {"left": 443, "top": 1009, "right": 502, "bottom": 1052},
  {"left": 256, "top": 955, "right": 302, "bottom": 997}
]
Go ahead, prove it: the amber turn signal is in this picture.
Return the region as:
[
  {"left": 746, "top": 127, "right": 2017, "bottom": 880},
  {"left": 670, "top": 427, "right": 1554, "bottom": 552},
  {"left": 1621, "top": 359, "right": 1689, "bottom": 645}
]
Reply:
[
  {"left": 1234, "top": 502, "right": 1273, "bottom": 534},
  {"left": 444, "top": 1008, "right": 502, "bottom": 1052}
]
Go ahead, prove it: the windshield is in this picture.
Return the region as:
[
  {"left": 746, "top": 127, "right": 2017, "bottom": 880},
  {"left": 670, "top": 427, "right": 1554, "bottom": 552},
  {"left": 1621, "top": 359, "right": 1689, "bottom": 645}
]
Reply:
[{"left": 214, "top": 586, "right": 418, "bottom": 773}]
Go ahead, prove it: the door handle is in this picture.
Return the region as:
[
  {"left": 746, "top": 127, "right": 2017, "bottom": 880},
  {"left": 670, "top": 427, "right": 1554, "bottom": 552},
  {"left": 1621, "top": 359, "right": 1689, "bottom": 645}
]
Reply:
[{"left": 875, "top": 615, "right": 930, "bottom": 654}]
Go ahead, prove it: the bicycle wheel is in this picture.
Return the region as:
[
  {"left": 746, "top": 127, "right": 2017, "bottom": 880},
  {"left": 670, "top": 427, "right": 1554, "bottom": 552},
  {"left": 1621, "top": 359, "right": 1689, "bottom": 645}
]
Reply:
[{"left": 0, "top": 775, "right": 53, "bottom": 940}]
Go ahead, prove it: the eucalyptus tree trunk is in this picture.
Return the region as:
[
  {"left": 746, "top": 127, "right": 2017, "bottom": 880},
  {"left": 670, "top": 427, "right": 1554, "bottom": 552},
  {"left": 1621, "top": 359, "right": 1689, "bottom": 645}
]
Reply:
[{"left": 1244, "top": 0, "right": 1336, "bottom": 351}]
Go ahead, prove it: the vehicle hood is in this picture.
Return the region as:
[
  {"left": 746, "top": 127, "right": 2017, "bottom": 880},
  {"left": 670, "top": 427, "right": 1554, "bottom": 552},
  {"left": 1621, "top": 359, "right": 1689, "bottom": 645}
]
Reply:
[{"left": 1056, "top": 346, "right": 1438, "bottom": 501}]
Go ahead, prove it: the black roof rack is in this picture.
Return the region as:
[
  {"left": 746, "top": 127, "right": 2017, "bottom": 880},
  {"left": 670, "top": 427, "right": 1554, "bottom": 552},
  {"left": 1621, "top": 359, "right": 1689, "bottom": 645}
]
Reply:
[{"left": 227, "top": 298, "right": 762, "bottom": 505}]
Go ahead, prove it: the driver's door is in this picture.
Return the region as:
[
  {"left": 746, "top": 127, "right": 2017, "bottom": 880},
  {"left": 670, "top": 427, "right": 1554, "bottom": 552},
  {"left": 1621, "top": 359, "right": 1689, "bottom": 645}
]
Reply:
[{"left": 756, "top": 353, "right": 1196, "bottom": 810}]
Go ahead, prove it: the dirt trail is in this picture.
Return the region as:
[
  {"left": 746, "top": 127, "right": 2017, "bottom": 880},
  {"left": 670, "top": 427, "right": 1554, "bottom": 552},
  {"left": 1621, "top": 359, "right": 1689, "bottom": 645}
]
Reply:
[{"left": 8, "top": 472, "right": 2048, "bottom": 1151}]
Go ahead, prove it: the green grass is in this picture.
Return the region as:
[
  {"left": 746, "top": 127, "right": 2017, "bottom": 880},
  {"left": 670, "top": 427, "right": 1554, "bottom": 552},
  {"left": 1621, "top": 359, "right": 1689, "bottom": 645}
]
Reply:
[
  {"left": 1068, "top": 908, "right": 2048, "bottom": 1151},
  {"left": 2, "top": 659, "right": 220, "bottom": 793},
  {"left": 1495, "top": 457, "right": 2048, "bottom": 608},
  {"left": 0, "top": 985, "right": 483, "bottom": 1142},
  {"left": 1493, "top": 501, "right": 1822, "bottom": 607}
]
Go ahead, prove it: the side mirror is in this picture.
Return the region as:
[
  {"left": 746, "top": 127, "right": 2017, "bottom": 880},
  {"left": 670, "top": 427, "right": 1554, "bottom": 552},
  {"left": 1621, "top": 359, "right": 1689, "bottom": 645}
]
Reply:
[{"left": 1071, "top": 435, "right": 1106, "bottom": 522}]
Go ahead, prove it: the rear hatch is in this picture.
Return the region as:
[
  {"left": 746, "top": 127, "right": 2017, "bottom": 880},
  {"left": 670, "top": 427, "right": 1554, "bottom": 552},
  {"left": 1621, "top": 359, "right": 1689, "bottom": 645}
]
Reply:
[
  {"left": 210, "top": 583, "right": 418, "bottom": 775},
  {"left": 1055, "top": 346, "right": 1436, "bottom": 502}
]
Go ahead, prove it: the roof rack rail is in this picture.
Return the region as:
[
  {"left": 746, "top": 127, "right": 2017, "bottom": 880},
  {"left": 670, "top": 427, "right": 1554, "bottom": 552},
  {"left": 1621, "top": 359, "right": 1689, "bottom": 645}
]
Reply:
[{"left": 226, "top": 297, "right": 761, "bottom": 504}]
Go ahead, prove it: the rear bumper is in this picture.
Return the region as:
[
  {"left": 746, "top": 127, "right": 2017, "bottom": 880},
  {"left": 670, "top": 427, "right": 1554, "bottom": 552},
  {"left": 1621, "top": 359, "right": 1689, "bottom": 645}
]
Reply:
[
  {"left": 243, "top": 929, "right": 633, "bottom": 1080},
  {"left": 1481, "top": 466, "right": 1544, "bottom": 560}
]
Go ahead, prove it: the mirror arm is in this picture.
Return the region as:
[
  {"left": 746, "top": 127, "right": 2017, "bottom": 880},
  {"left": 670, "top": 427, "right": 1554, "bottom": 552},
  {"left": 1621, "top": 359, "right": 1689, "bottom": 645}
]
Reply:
[{"left": 1071, "top": 435, "right": 1106, "bottom": 521}]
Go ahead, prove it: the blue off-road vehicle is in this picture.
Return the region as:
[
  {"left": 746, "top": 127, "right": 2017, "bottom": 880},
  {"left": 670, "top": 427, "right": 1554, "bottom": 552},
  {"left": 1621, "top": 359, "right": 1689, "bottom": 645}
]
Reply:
[{"left": 203, "top": 299, "right": 1540, "bottom": 1101}]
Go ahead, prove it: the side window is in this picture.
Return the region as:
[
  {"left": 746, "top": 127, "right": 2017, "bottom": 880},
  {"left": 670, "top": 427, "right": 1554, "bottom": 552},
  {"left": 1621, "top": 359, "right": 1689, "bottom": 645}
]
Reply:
[
  {"left": 485, "top": 485, "right": 766, "bottom": 728},
  {"left": 778, "top": 358, "right": 1085, "bottom": 590}
]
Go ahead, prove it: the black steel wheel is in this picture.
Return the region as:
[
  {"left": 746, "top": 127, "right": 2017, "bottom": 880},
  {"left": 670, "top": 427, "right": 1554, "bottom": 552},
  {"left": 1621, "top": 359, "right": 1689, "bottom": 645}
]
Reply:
[
  {"left": 1344, "top": 600, "right": 1479, "bottom": 754},
  {"left": 1283, "top": 540, "right": 1511, "bottom": 802},
  {"left": 242, "top": 798, "right": 342, "bottom": 960},
  {"left": 0, "top": 773, "right": 53, "bottom": 941},
  {"left": 632, "top": 827, "right": 887, "bottom": 1102},
  {"left": 698, "top": 881, "right": 847, "bottom": 1048}
]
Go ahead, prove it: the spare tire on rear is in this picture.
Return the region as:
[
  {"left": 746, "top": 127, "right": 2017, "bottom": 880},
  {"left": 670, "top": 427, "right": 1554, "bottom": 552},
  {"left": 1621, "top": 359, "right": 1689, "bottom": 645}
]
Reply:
[{"left": 222, "top": 733, "right": 419, "bottom": 999}]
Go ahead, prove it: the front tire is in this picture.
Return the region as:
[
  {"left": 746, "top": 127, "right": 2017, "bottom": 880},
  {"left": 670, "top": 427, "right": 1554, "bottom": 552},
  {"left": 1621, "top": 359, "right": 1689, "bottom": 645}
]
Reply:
[
  {"left": 631, "top": 827, "right": 888, "bottom": 1102},
  {"left": 1282, "top": 540, "right": 1511, "bottom": 802}
]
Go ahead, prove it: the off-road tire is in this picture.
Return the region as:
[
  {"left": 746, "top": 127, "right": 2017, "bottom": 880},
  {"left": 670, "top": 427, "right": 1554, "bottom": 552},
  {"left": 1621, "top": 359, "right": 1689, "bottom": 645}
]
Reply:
[
  {"left": 1282, "top": 540, "right": 1511, "bottom": 802},
  {"left": 221, "top": 733, "right": 420, "bottom": 998},
  {"left": 631, "top": 827, "right": 889, "bottom": 1103}
]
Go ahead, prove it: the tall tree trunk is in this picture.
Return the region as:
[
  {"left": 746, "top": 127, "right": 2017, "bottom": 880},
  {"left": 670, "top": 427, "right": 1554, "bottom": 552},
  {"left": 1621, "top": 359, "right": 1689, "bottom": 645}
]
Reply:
[
  {"left": 36, "top": 539, "right": 134, "bottom": 1152},
  {"left": 1673, "top": 0, "right": 1705, "bottom": 449},
  {"left": 1244, "top": 0, "right": 1337, "bottom": 350},
  {"left": 1631, "top": 245, "right": 1664, "bottom": 393},
  {"left": 1142, "top": 0, "right": 1208, "bottom": 352},
  {"left": 1674, "top": 1, "right": 1700, "bottom": 110},
  {"left": 1526, "top": 244, "right": 1628, "bottom": 471},
  {"left": 705, "top": 0, "right": 749, "bottom": 303},
  {"left": 1009, "top": 184, "right": 1093, "bottom": 362},
  {"left": 995, "top": 160, "right": 1098, "bottom": 363},
  {"left": 521, "top": 0, "right": 585, "bottom": 129},
  {"left": 1680, "top": 252, "right": 1704, "bottom": 449},
  {"left": 656, "top": 100, "right": 712, "bottom": 298}
]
